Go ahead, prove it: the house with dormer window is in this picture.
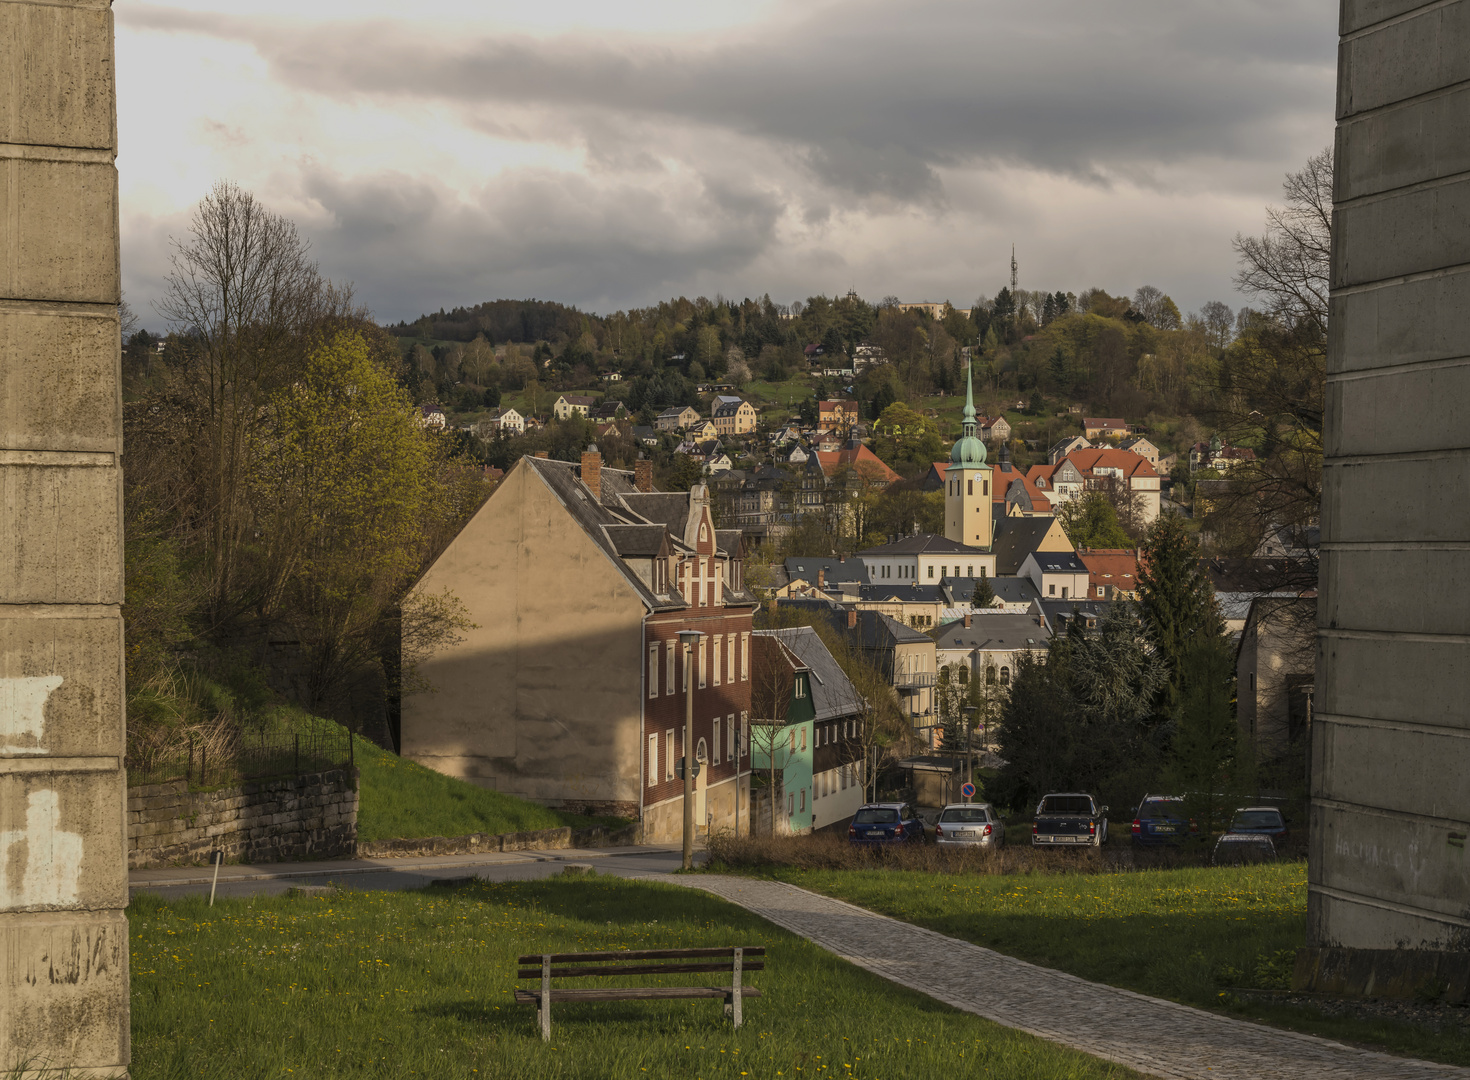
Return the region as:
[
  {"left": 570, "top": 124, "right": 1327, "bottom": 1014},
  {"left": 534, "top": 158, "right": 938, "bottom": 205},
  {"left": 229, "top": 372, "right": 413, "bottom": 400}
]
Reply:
[{"left": 402, "top": 448, "right": 759, "bottom": 843}]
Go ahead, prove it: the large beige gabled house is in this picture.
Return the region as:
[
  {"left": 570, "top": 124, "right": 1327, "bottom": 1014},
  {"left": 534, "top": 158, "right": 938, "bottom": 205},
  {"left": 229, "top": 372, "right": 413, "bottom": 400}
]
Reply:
[{"left": 402, "top": 450, "right": 760, "bottom": 842}]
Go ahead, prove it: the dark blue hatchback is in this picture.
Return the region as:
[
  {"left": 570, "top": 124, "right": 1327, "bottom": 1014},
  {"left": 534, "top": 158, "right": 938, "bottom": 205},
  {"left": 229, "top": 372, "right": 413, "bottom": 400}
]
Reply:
[
  {"left": 1130, "top": 794, "right": 1194, "bottom": 846},
  {"left": 848, "top": 803, "right": 926, "bottom": 846}
]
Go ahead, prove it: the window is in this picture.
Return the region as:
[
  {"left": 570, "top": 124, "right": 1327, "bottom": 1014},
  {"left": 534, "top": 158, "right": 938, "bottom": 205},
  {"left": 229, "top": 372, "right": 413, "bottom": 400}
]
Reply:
[
  {"left": 800, "top": 789, "right": 806, "bottom": 812},
  {"left": 648, "top": 734, "right": 658, "bottom": 787},
  {"left": 648, "top": 645, "right": 658, "bottom": 698},
  {"left": 728, "top": 714, "right": 736, "bottom": 762},
  {"left": 983, "top": 479, "right": 989, "bottom": 496},
  {"left": 788, "top": 794, "right": 795, "bottom": 816},
  {"left": 1049, "top": 583, "right": 1056, "bottom": 595},
  {"left": 742, "top": 633, "right": 750, "bottom": 680},
  {"left": 967, "top": 565, "right": 973, "bottom": 577},
  {"left": 928, "top": 565, "right": 935, "bottom": 580},
  {"left": 1000, "top": 666, "right": 1010, "bottom": 686},
  {"left": 713, "top": 716, "right": 721, "bottom": 765},
  {"left": 665, "top": 729, "right": 675, "bottom": 780},
  {"left": 698, "top": 638, "right": 707, "bottom": 688},
  {"left": 800, "top": 728, "right": 807, "bottom": 751},
  {"left": 967, "top": 478, "right": 973, "bottom": 496},
  {"left": 727, "top": 635, "right": 736, "bottom": 683},
  {"left": 667, "top": 641, "right": 677, "bottom": 695},
  {"left": 986, "top": 666, "right": 997, "bottom": 686},
  {"left": 712, "top": 635, "right": 722, "bottom": 686},
  {"left": 794, "top": 674, "right": 807, "bottom": 699},
  {"left": 789, "top": 729, "right": 796, "bottom": 753},
  {"left": 741, "top": 712, "right": 748, "bottom": 757}
]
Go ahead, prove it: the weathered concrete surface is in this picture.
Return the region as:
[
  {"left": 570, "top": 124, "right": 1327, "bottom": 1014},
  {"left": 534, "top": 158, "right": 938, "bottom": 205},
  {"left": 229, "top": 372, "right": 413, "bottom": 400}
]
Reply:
[
  {"left": 0, "top": 1, "right": 129, "bottom": 1074},
  {"left": 1314, "top": 0, "right": 1470, "bottom": 951}
]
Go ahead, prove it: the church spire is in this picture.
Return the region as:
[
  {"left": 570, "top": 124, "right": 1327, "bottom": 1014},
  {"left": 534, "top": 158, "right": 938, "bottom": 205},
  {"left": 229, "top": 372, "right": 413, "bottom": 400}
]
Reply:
[
  {"left": 949, "top": 357, "right": 987, "bottom": 467},
  {"left": 962, "top": 356, "right": 978, "bottom": 440}
]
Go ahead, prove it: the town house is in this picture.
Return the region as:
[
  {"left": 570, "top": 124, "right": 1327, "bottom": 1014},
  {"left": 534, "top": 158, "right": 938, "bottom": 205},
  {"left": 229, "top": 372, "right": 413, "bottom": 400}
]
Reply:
[
  {"left": 712, "top": 396, "right": 758, "bottom": 436},
  {"left": 401, "top": 450, "right": 759, "bottom": 842},
  {"left": 553, "top": 393, "right": 597, "bottom": 420}
]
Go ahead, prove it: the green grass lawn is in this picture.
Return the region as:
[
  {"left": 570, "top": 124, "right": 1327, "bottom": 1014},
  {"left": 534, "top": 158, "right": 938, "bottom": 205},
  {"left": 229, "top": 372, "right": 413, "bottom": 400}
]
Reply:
[
  {"left": 745, "top": 861, "right": 1470, "bottom": 1066},
  {"left": 348, "top": 732, "right": 627, "bottom": 842},
  {"left": 129, "top": 875, "right": 1143, "bottom": 1080}
]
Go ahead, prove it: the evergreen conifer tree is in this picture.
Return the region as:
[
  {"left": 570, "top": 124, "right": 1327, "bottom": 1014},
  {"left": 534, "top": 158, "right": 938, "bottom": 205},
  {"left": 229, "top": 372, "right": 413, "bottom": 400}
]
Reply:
[
  {"left": 971, "top": 572, "right": 995, "bottom": 607},
  {"left": 1137, "top": 512, "right": 1222, "bottom": 710}
]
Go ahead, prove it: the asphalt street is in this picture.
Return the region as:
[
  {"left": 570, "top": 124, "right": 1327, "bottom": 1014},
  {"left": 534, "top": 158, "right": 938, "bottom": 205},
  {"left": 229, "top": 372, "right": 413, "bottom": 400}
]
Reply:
[{"left": 128, "top": 846, "right": 691, "bottom": 902}]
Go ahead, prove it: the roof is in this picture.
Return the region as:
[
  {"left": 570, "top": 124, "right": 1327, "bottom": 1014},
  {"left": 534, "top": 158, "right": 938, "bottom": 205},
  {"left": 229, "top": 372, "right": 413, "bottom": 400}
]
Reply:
[
  {"left": 657, "top": 405, "right": 695, "bottom": 417},
  {"left": 814, "top": 444, "right": 901, "bottom": 484},
  {"left": 602, "top": 524, "right": 669, "bottom": 558},
  {"left": 713, "top": 398, "right": 748, "bottom": 417},
  {"left": 783, "top": 557, "right": 870, "bottom": 585},
  {"left": 1036, "top": 599, "right": 1115, "bottom": 634},
  {"left": 932, "top": 613, "right": 1049, "bottom": 652},
  {"left": 1001, "top": 472, "right": 1052, "bottom": 511},
  {"left": 774, "top": 597, "right": 933, "bottom": 648},
  {"left": 858, "top": 584, "right": 945, "bottom": 604},
  {"left": 1077, "top": 549, "right": 1140, "bottom": 590},
  {"left": 715, "top": 529, "right": 744, "bottom": 559},
  {"left": 1083, "top": 417, "right": 1127, "bottom": 427},
  {"left": 617, "top": 491, "right": 692, "bottom": 531},
  {"left": 1063, "top": 448, "right": 1159, "bottom": 480},
  {"left": 941, "top": 575, "right": 1042, "bottom": 606},
  {"left": 560, "top": 394, "right": 596, "bottom": 407},
  {"left": 756, "top": 627, "right": 862, "bottom": 722},
  {"left": 991, "top": 514, "right": 1064, "bottom": 575},
  {"left": 859, "top": 533, "right": 985, "bottom": 557},
  {"left": 1026, "top": 551, "right": 1088, "bottom": 574}
]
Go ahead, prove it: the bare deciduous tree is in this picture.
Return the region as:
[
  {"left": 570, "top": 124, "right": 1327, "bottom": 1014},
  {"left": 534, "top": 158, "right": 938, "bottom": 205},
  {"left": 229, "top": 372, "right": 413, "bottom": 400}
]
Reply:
[{"left": 1232, "top": 146, "right": 1332, "bottom": 338}]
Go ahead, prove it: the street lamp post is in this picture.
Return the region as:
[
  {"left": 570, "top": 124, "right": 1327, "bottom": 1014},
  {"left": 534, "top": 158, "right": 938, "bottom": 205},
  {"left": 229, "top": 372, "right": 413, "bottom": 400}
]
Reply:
[
  {"left": 960, "top": 704, "right": 976, "bottom": 802},
  {"left": 678, "top": 629, "right": 704, "bottom": 870}
]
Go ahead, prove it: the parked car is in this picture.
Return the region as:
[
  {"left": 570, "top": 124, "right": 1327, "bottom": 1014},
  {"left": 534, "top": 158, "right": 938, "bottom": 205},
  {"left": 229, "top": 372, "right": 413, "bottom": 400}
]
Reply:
[
  {"left": 935, "top": 803, "right": 1005, "bottom": 848},
  {"left": 1227, "top": 806, "right": 1288, "bottom": 842},
  {"left": 1032, "top": 793, "right": 1108, "bottom": 847},
  {"left": 1130, "top": 793, "right": 1194, "bottom": 846},
  {"left": 1213, "top": 833, "right": 1276, "bottom": 865},
  {"left": 848, "top": 802, "right": 927, "bottom": 846}
]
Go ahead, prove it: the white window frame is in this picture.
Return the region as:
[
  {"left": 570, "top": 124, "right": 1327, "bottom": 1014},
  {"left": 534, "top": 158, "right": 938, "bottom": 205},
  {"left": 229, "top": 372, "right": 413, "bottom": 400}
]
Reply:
[
  {"left": 648, "top": 644, "right": 658, "bottom": 699},
  {"left": 665, "top": 729, "right": 675, "bottom": 781},
  {"left": 648, "top": 734, "right": 658, "bottom": 787},
  {"left": 712, "top": 716, "right": 721, "bottom": 765},
  {"left": 712, "top": 634, "right": 722, "bottom": 687},
  {"left": 741, "top": 633, "right": 750, "bottom": 680},
  {"left": 666, "top": 641, "right": 677, "bottom": 696},
  {"left": 727, "top": 713, "right": 736, "bottom": 763},
  {"left": 741, "top": 712, "right": 748, "bottom": 757},
  {"left": 698, "top": 637, "right": 707, "bottom": 688}
]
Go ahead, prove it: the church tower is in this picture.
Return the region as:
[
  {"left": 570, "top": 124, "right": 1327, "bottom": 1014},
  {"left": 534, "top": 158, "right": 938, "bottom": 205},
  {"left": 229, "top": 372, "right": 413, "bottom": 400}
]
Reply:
[{"left": 945, "top": 360, "right": 994, "bottom": 548}]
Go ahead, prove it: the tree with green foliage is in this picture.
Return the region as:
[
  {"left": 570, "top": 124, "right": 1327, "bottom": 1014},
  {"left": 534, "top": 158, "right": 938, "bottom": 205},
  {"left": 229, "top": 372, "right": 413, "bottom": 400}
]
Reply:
[
  {"left": 1057, "top": 492, "right": 1133, "bottom": 549},
  {"left": 870, "top": 401, "right": 944, "bottom": 475},
  {"left": 1167, "top": 634, "right": 1247, "bottom": 837},
  {"left": 1137, "top": 512, "right": 1221, "bottom": 710},
  {"left": 971, "top": 573, "right": 995, "bottom": 608}
]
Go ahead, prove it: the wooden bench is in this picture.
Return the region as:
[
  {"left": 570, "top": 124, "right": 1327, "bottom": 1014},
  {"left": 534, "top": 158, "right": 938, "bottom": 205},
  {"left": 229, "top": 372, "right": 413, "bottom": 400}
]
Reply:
[{"left": 514, "top": 947, "right": 764, "bottom": 1041}]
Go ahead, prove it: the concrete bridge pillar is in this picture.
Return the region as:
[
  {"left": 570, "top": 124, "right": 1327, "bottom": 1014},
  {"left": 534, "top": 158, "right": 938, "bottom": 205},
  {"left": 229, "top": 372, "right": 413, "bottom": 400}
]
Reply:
[
  {"left": 1, "top": 0, "right": 131, "bottom": 1074},
  {"left": 1314, "top": 0, "right": 1470, "bottom": 949}
]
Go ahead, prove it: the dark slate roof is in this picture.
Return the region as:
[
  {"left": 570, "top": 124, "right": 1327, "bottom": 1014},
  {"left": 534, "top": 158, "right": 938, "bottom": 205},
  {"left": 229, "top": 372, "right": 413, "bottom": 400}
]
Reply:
[
  {"left": 858, "top": 533, "right": 987, "bottom": 556},
  {"left": 618, "top": 492, "right": 690, "bottom": 532},
  {"left": 932, "top": 613, "right": 1049, "bottom": 652},
  {"left": 941, "top": 576, "right": 1041, "bottom": 606},
  {"left": 715, "top": 529, "right": 744, "bottom": 559},
  {"left": 859, "top": 584, "right": 944, "bottom": 604},
  {"left": 524, "top": 457, "right": 683, "bottom": 611},
  {"left": 1028, "top": 551, "right": 1088, "bottom": 574},
  {"left": 1036, "top": 599, "right": 1116, "bottom": 634},
  {"left": 632, "top": 425, "right": 658, "bottom": 441},
  {"left": 603, "top": 524, "right": 668, "bottom": 557},
  {"left": 784, "top": 557, "right": 870, "bottom": 585},
  {"left": 991, "top": 515, "right": 1061, "bottom": 575},
  {"left": 756, "top": 627, "right": 862, "bottom": 722},
  {"left": 777, "top": 598, "right": 933, "bottom": 650}
]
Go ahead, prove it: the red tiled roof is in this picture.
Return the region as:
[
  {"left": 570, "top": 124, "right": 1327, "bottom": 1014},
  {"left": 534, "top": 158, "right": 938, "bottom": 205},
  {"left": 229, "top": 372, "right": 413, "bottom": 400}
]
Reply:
[
  {"left": 1063, "top": 448, "right": 1159, "bottom": 479},
  {"left": 816, "top": 444, "right": 901, "bottom": 484},
  {"left": 1077, "top": 548, "right": 1140, "bottom": 594},
  {"left": 1083, "top": 417, "right": 1127, "bottom": 428},
  {"left": 1002, "top": 473, "right": 1052, "bottom": 511}
]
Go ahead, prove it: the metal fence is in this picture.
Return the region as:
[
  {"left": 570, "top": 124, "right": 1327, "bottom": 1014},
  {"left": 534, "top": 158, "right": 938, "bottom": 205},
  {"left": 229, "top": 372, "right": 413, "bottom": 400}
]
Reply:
[{"left": 126, "top": 731, "right": 355, "bottom": 790}]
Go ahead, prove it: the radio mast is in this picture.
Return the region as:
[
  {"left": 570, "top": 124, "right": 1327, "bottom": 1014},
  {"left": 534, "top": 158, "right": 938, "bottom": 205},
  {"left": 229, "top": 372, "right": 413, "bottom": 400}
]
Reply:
[{"left": 1010, "top": 244, "right": 1018, "bottom": 294}]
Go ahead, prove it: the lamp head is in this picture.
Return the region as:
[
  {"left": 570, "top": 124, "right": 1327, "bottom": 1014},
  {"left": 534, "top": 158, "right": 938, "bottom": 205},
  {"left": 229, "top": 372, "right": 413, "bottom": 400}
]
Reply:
[{"left": 677, "top": 629, "right": 704, "bottom": 648}]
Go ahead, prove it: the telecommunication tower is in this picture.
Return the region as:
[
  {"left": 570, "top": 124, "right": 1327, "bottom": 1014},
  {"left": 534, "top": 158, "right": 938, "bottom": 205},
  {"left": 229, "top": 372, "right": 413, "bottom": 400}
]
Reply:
[{"left": 1010, "top": 244, "right": 1018, "bottom": 294}]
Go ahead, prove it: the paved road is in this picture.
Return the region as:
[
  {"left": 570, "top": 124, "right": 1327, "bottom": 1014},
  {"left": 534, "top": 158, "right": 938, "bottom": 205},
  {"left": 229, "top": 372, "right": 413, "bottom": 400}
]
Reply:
[
  {"left": 128, "top": 846, "right": 687, "bottom": 902},
  {"left": 131, "top": 853, "right": 1468, "bottom": 1079}
]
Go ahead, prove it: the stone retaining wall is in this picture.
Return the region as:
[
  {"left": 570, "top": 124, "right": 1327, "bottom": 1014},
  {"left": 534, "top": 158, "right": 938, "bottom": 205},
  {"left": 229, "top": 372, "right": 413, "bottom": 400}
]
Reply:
[
  {"left": 127, "top": 768, "right": 358, "bottom": 868},
  {"left": 355, "top": 822, "right": 640, "bottom": 858}
]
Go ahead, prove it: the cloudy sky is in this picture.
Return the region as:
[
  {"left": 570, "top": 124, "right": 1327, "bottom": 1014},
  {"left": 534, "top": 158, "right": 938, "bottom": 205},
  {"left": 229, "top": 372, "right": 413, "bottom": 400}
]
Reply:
[{"left": 116, "top": 0, "right": 1337, "bottom": 328}]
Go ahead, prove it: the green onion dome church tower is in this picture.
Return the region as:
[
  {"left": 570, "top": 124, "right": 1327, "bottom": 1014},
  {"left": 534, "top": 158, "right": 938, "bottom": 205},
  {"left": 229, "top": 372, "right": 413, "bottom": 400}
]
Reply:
[{"left": 944, "top": 360, "right": 995, "bottom": 548}]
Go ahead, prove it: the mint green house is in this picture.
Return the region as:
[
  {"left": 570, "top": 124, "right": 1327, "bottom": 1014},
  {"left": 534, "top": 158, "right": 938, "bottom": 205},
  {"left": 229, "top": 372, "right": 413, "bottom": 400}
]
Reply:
[{"left": 750, "top": 633, "right": 816, "bottom": 834}]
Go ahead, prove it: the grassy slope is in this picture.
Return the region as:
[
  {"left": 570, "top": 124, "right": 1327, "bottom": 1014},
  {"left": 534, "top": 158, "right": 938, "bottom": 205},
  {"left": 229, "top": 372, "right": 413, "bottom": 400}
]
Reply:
[
  {"left": 128, "top": 876, "right": 1143, "bottom": 1080},
  {"left": 752, "top": 862, "right": 1470, "bottom": 1066},
  {"left": 347, "top": 731, "right": 627, "bottom": 842}
]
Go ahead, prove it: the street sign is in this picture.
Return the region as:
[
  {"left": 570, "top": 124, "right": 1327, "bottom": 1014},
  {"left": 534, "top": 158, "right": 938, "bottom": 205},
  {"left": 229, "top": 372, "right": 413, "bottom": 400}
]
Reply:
[
  {"left": 960, "top": 782, "right": 976, "bottom": 799},
  {"left": 675, "top": 759, "right": 702, "bottom": 780}
]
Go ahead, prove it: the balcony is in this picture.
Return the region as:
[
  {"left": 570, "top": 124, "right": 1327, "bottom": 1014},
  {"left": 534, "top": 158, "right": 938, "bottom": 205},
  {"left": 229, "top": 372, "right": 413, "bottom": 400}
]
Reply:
[{"left": 894, "top": 672, "right": 937, "bottom": 690}]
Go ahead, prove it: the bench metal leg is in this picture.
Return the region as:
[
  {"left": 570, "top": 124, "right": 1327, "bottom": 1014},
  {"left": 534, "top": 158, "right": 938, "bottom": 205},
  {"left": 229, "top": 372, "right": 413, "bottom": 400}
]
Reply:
[
  {"left": 730, "top": 948, "right": 744, "bottom": 1029},
  {"left": 540, "top": 954, "right": 552, "bottom": 1042}
]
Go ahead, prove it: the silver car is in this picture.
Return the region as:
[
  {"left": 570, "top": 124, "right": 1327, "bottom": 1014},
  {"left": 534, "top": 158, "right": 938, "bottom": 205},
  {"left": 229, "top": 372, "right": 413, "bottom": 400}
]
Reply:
[{"left": 934, "top": 802, "right": 1005, "bottom": 847}]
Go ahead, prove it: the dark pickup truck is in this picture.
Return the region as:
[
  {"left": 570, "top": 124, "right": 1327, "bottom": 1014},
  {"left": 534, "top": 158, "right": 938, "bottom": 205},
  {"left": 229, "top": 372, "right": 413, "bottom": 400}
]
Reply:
[{"left": 1032, "top": 793, "right": 1109, "bottom": 847}]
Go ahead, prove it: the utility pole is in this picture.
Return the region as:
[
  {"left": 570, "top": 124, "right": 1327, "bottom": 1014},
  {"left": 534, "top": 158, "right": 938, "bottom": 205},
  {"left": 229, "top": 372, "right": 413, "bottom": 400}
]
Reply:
[{"left": 678, "top": 629, "right": 703, "bottom": 870}]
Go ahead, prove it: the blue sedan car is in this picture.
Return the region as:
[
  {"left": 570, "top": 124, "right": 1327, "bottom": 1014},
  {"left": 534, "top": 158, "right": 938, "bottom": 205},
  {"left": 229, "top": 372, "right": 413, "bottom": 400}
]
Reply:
[
  {"left": 848, "top": 803, "right": 926, "bottom": 846},
  {"left": 1227, "top": 806, "right": 1288, "bottom": 842}
]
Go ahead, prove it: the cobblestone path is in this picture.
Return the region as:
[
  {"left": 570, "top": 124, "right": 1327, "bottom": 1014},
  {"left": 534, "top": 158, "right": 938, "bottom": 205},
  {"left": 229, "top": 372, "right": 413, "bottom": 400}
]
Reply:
[{"left": 672, "top": 875, "right": 1467, "bottom": 1080}]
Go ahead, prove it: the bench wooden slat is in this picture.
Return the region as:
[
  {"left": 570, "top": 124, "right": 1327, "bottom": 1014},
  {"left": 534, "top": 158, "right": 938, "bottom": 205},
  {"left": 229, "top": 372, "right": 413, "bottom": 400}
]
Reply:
[
  {"left": 514, "top": 986, "right": 763, "bottom": 1004},
  {"left": 518, "top": 961, "right": 766, "bottom": 980},
  {"left": 517, "top": 947, "right": 764, "bottom": 964}
]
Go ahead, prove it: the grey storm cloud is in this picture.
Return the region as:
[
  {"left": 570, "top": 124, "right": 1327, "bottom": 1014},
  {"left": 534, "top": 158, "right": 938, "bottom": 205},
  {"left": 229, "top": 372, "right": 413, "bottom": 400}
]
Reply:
[{"left": 125, "top": 0, "right": 1334, "bottom": 202}]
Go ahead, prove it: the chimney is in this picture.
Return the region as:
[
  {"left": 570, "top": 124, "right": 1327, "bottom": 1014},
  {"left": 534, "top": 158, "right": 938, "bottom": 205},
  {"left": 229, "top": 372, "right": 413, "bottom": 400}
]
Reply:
[
  {"left": 847, "top": 607, "right": 858, "bottom": 629},
  {"left": 818, "top": 569, "right": 826, "bottom": 590},
  {"left": 534, "top": 451, "right": 549, "bottom": 459},
  {"left": 635, "top": 457, "right": 654, "bottom": 492},
  {"left": 964, "top": 611, "right": 972, "bottom": 629},
  {"left": 580, "top": 443, "right": 601, "bottom": 495}
]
